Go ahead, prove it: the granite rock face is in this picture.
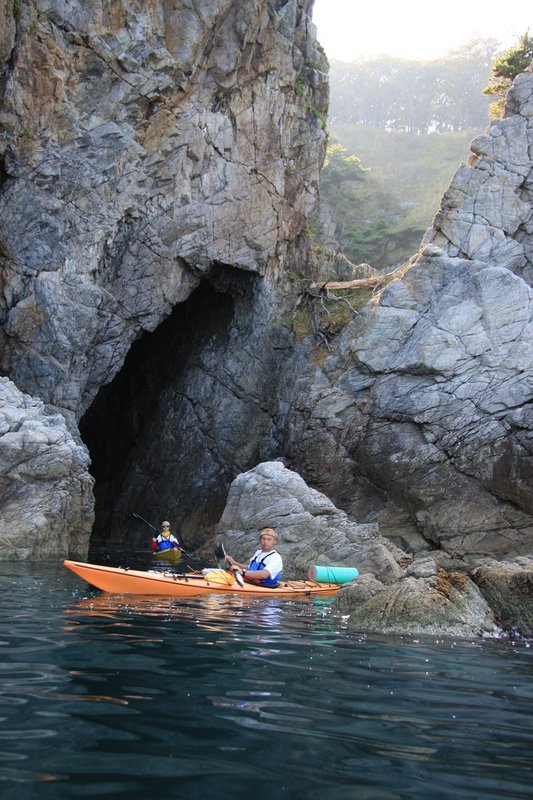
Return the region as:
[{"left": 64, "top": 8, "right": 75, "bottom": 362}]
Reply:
[
  {"left": 0, "top": 0, "right": 327, "bottom": 553},
  {"left": 0, "top": 3, "right": 532, "bottom": 639},
  {"left": 280, "top": 72, "right": 533, "bottom": 571},
  {"left": 216, "top": 462, "right": 502, "bottom": 639},
  {"left": 472, "top": 558, "right": 533, "bottom": 638},
  {"left": 0, "top": 0, "right": 326, "bottom": 417},
  {"left": 215, "top": 460, "right": 402, "bottom": 585},
  {"left": 0, "top": 378, "right": 93, "bottom": 559},
  {"left": 425, "top": 72, "right": 533, "bottom": 283},
  {"left": 332, "top": 568, "right": 501, "bottom": 639}
]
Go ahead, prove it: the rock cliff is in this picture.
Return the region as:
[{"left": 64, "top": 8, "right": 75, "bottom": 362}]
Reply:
[
  {"left": 0, "top": 1, "right": 532, "bottom": 637},
  {"left": 280, "top": 71, "right": 533, "bottom": 570},
  {"left": 0, "top": 0, "right": 327, "bottom": 554}
]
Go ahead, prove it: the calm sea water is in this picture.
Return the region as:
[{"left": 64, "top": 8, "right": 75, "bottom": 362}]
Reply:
[{"left": 0, "top": 554, "right": 532, "bottom": 800}]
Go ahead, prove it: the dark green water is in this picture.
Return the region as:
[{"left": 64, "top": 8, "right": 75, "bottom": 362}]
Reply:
[{"left": 1, "top": 558, "right": 532, "bottom": 800}]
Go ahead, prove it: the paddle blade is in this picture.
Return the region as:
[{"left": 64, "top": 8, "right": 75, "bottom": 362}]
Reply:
[{"left": 213, "top": 538, "right": 226, "bottom": 562}]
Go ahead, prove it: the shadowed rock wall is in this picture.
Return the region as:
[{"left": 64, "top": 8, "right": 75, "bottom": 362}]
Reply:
[
  {"left": 0, "top": 0, "right": 532, "bottom": 591},
  {"left": 81, "top": 267, "right": 293, "bottom": 548},
  {"left": 0, "top": 0, "right": 327, "bottom": 557}
]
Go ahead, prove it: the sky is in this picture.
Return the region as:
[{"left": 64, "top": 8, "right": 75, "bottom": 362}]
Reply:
[{"left": 312, "top": 0, "right": 532, "bottom": 62}]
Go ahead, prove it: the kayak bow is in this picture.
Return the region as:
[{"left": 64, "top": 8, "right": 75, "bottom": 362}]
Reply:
[{"left": 64, "top": 560, "right": 341, "bottom": 597}]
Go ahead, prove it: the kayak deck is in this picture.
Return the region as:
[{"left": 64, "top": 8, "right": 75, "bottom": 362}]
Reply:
[
  {"left": 64, "top": 560, "right": 341, "bottom": 597},
  {"left": 152, "top": 548, "right": 182, "bottom": 564}
]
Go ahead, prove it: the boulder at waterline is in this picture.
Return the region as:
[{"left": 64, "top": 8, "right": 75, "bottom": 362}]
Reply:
[{"left": 215, "top": 460, "right": 403, "bottom": 585}]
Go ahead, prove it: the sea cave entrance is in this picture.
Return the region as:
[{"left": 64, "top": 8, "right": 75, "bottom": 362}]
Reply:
[{"left": 79, "top": 266, "right": 289, "bottom": 554}]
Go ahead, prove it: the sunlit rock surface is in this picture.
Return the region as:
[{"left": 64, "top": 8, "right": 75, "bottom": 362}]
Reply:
[
  {"left": 332, "top": 566, "right": 501, "bottom": 639},
  {"left": 279, "top": 71, "right": 533, "bottom": 572},
  {"left": 0, "top": 378, "right": 93, "bottom": 559},
  {"left": 215, "top": 460, "right": 402, "bottom": 584}
]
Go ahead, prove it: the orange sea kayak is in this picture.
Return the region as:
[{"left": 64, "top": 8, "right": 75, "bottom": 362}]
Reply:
[{"left": 64, "top": 560, "right": 341, "bottom": 598}]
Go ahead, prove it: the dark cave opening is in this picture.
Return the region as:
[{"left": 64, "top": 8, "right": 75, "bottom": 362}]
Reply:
[{"left": 79, "top": 267, "right": 256, "bottom": 552}]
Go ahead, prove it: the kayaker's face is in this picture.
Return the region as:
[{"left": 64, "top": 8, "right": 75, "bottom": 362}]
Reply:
[{"left": 260, "top": 533, "right": 276, "bottom": 551}]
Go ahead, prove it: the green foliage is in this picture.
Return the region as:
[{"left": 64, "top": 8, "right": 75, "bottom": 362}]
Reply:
[
  {"left": 286, "top": 285, "right": 372, "bottom": 351},
  {"left": 307, "top": 104, "right": 328, "bottom": 131},
  {"left": 294, "top": 59, "right": 329, "bottom": 130},
  {"left": 315, "top": 128, "right": 472, "bottom": 267},
  {"left": 328, "top": 41, "right": 497, "bottom": 133},
  {"left": 295, "top": 74, "right": 306, "bottom": 96},
  {"left": 483, "top": 32, "right": 533, "bottom": 118},
  {"left": 313, "top": 40, "right": 514, "bottom": 268},
  {"left": 321, "top": 142, "right": 367, "bottom": 189}
]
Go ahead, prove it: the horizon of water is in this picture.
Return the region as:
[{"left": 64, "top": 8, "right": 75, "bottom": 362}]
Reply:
[{"left": 0, "top": 556, "right": 532, "bottom": 800}]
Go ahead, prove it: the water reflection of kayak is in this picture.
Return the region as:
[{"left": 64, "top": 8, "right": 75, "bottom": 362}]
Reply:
[
  {"left": 64, "top": 560, "right": 342, "bottom": 598},
  {"left": 152, "top": 548, "right": 182, "bottom": 564}
]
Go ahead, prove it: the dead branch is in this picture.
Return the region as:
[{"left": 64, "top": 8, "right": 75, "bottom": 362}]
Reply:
[{"left": 311, "top": 276, "right": 383, "bottom": 290}]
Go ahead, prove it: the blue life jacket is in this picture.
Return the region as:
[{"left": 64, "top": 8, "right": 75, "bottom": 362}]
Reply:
[
  {"left": 248, "top": 550, "right": 282, "bottom": 588},
  {"left": 157, "top": 540, "right": 174, "bottom": 551},
  {"left": 154, "top": 534, "right": 179, "bottom": 552}
]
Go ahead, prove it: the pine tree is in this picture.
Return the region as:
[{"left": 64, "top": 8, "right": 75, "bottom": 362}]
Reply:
[{"left": 482, "top": 32, "right": 533, "bottom": 118}]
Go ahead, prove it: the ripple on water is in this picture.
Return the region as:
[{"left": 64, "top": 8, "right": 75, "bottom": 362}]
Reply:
[{"left": 0, "top": 561, "right": 532, "bottom": 799}]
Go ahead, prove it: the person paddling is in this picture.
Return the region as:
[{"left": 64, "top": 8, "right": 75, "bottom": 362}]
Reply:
[
  {"left": 151, "top": 521, "right": 182, "bottom": 553},
  {"left": 224, "top": 528, "right": 283, "bottom": 588}
]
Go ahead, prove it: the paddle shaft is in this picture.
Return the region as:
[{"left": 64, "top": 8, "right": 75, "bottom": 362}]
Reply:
[
  {"left": 214, "top": 539, "right": 244, "bottom": 586},
  {"left": 132, "top": 512, "right": 158, "bottom": 534}
]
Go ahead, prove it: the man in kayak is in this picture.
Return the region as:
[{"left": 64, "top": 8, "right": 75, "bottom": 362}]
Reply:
[
  {"left": 224, "top": 528, "right": 283, "bottom": 587},
  {"left": 151, "top": 521, "right": 182, "bottom": 553}
]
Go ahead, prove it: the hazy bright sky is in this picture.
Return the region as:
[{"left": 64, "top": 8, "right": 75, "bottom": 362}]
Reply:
[{"left": 312, "top": 0, "right": 532, "bottom": 61}]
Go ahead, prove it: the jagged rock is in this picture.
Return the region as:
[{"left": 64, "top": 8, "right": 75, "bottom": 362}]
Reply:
[
  {"left": 472, "top": 558, "right": 533, "bottom": 637},
  {"left": 0, "top": 378, "right": 93, "bottom": 560},
  {"left": 0, "top": 0, "right": 326, "bottom": 418},
  {"left": 423, "top": 71, "right": 533, "bottom": 282},
  {"left": 405, "top": 557, "right": 438, "bottom": 579},
  {"left": 280, "top": 73, "right": 533, "bottom": 570},
  {"left": 216, "top": 460, "right": 403, "bottom": 584},
  {"left": 0, "top": 0, "right": 531, "bottom": 645},
  {"left": 330, "top": 573, "right": 386, "bottom": 612},
  {"left": 0, "top": 1, "right": 327, "bottom": 550},
  {"left": 332, "top": 569, "right": 501, "bottom": 639}
]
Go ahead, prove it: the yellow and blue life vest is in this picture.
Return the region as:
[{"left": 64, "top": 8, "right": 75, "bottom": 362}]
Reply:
[{"left": 248, "top": 550, "right": 282, "bottom": 587}]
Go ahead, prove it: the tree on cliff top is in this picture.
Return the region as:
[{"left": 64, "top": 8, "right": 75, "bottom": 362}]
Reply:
[
  {"left": 328, "top": 40, "right": 497, "bottom": 133},
  {"left": 483, "top": 31, "right": 533, "bottom": 117},
  {"left": 320, "top": 142, "right": 368, "bottom": 190}
]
